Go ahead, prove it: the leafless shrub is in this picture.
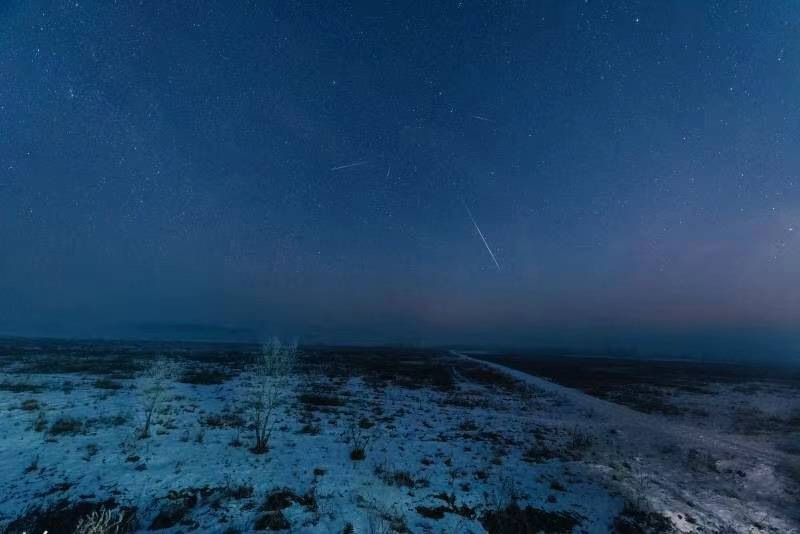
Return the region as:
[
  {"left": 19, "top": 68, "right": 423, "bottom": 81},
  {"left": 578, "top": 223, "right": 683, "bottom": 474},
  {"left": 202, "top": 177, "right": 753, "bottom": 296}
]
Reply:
[
  {"left": 74, "top": 507, "right": 126, "bottom": 534},
  {"left": 249, "top": 338, "right": 297, "bottom": 454},
  {"left": 137, "top": 359, "right": 173, "bottom": 439},
  {"left": 346, "top": 416, "right": 372, "bottom": 460}
]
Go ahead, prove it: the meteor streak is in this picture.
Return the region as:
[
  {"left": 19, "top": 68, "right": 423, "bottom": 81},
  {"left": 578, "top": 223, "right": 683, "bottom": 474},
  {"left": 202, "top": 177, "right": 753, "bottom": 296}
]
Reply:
[
  {"left": 330, "top": 160, "right": 369, "bottom": 171},
  {"left": 470, "top": 114, "right": 494, "bottom": 122},
  {"left": 463, "top": 201, "right": 502, "bottom": 272}
]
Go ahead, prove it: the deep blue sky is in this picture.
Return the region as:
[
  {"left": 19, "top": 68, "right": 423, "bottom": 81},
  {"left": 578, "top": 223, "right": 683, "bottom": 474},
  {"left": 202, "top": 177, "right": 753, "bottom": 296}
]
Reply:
[{"left": 1, "top": 2, "right": 799, "bottom": 359}]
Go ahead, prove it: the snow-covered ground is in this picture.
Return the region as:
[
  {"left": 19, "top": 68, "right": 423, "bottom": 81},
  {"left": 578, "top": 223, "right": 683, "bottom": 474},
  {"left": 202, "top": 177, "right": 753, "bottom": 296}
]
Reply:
[
  {"left": 458, "top": 352, "right": 800, "bottom": 533},
  {"left": 0, "top": 346, "right": 797, "bottom": 533}
]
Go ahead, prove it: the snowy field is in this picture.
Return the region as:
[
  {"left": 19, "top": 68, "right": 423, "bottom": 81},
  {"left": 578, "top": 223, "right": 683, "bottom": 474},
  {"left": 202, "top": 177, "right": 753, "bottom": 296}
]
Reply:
[{"left": 0, "top": 341, "right": 797, "bottom": 533}]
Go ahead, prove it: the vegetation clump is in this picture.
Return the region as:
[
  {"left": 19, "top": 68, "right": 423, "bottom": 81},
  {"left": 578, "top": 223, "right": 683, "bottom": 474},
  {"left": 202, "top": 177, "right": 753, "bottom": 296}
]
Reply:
[
  {"left": 49, "top": 416, "right": 83, "bottom": 436},
  {"left": 480, "top": 503, "right": 580, "bottom": 534},
  {"left": 611, "top": 500, "right": 672, "bottom": 534}
]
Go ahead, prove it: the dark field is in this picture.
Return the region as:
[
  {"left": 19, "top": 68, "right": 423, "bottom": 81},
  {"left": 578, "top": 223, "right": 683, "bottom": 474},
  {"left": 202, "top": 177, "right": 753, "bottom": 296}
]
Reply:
[
  {"left": 469, "top": 352, "right": 800, "bottom": 439},
  {"left": 471, "top": 352, "right": 800, "bottom": 398}
]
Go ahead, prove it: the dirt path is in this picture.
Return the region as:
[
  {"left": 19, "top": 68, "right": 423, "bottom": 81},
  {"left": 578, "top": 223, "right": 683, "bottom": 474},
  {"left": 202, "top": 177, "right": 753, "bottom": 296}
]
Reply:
[
  {"left": 453, "top": 351, "right": 799, "bottom": 533},
  {"left": 452, "top": 351, "right": 787, "bottom": 466}
]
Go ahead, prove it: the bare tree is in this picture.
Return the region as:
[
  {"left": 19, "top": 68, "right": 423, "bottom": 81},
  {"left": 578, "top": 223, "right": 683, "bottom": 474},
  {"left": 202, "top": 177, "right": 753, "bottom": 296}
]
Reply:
[
  {"left": 138, "top": 359, "right": 172, "bottom": 439},
  {"left": 250, "top": 337, "right": 297, "bottom": 453}
]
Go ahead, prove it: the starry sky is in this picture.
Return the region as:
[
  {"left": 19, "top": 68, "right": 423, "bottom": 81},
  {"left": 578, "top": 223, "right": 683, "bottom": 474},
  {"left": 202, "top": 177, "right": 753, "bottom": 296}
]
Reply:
[{"left": 1, "top": 1, "right": 799, "bottom": 360}]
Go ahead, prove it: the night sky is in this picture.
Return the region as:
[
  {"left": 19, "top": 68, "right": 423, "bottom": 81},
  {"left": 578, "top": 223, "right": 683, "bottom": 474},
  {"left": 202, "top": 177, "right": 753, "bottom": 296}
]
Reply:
[{"left": 1, "top": 2, "right": 799, "bottom": 359}]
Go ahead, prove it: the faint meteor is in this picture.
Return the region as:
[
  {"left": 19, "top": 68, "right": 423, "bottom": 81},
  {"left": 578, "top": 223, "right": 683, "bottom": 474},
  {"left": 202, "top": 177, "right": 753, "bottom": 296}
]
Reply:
[
  {"left": 470, "top": 114, "right": 494, "bottom": 123},
  {"left": 331, "top": 160, "right": 368, "bottom": 171},
  {"left": 463, "top": 201, "right": 502, "bottom": 273}
]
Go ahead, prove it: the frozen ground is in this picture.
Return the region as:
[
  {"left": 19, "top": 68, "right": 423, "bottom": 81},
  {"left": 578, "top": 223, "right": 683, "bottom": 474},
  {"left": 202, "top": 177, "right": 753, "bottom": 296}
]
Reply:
[{"left": 0, "top": 341, "right": 797, "bottom": 533}]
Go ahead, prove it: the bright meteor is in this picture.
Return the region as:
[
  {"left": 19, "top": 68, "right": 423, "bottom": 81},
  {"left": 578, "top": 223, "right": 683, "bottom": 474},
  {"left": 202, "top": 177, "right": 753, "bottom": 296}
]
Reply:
[{"left": 463, "top": 201, "right": 502, "bottom": 273}]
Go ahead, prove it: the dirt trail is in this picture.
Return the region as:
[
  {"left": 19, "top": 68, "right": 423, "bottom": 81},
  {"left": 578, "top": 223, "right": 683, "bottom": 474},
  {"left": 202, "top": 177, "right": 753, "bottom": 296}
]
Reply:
[
  {"left": 453, "top": 351, "right": 787, "bottom": 466},
  {"left": 453, "top": 351, "right": 799, "bottom": 533}
]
